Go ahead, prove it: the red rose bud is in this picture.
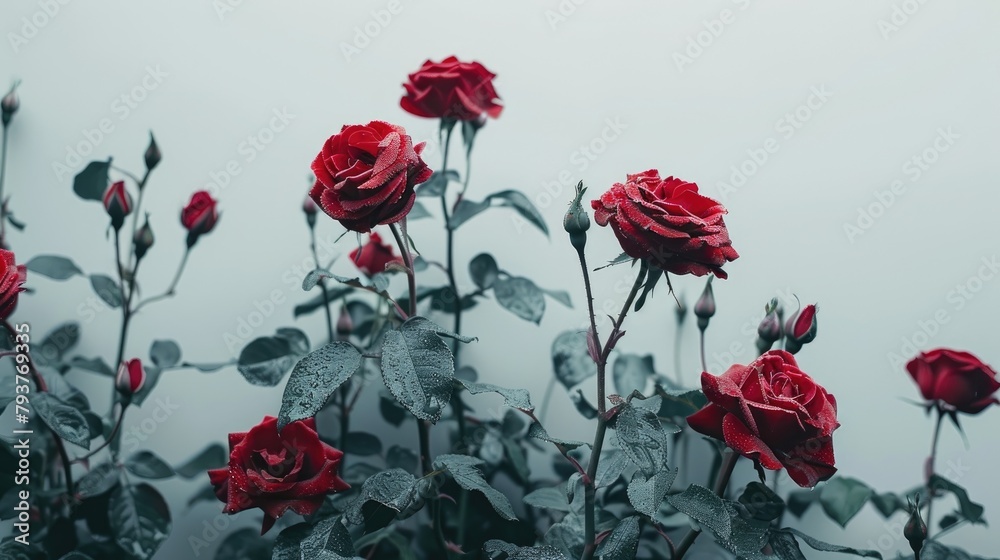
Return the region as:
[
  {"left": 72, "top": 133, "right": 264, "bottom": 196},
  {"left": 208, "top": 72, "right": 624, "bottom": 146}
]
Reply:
[
  {"left": 311, "top": 121, "right": 431, "bottom": 233},
  {"left": 302, "top": 195, "right": 318, "bottom": 228},
  {"left": 336, "top": 306, "right": 353, "bottom": 338},
  {"left": 133, "top": 215, "right": 154, "bottom": 260},
  {"left": 756, "top": 299, "right": 783, "bottom": 353},
  {"left": 687, "top": 350, "right": 839, "bottom": 488},
  {"left": 906, "top": 349, "right": 999, "bottom": 414},
  {"left": 783, "top": 303, "right": 817, "bottom": 354},
  {"left": 1, "top": 82, "right": 19, "bottom": 126},
  {"left": 0, "top": 249, "right": 27, "bottom": 320},
  {"left": 181, "top": 190, "right": 219, "bottom": 247},
  {"left": 694, "top": 277, "right": 715, "bottom": 330},
  {"left": 592, "top": 170, "right": 738, "bottom": 278},
  {"left": 115, "top": 359, "right": 146, "bottom": 399},
  {"left": 400, "top": 56, "right": 503, "bottom": 121},
  {"left": 563, "top": 181, "right": 590, "bottom": 251},
  {"left": 102, "top": 181, "right": 133, "bottom": 231},
  {"left": 350, "top": 231, "right": 403, "bottom": 277},
  {"left": 144, "top": 132, "right": 161, "bottom": 172},
  {"left": 903, "top": 498, "right": 927, "bottom": 554},
  {"left": 207, "top": 416, "right": 349, "bottom": 534}
]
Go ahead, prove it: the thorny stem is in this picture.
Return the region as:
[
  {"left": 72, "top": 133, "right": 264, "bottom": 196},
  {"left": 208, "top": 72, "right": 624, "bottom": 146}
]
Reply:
[
  {"left": 4, "top": 321, "right": 74, "bottom": 501},
  {"left": 133, "top": 248, "right": 190, "bottom": 312},
  {"left": 698, "top": 325, "right": 708, "bottom": 374},
  {"left": 0, "top": 126, "right": 9, "bottom": 247},
  {"left": 580, "top": 261, "right": 647, "bottom": 560},
  {"left": 673, "top": 450, "right": 740, "bottom": 559},
  {"left": 74, "top": 404, "right": 127, "bottom": 463},
  {"left": 925, "top": 408, "right": 945, "bottom": 534},
  {"left": 124, "top": 168, "right": 151, "bottom": 272}
]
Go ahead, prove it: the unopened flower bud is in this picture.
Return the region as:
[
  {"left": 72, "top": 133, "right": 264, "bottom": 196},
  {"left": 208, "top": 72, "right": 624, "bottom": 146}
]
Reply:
[
  {"left": 144, "top": 132, "right": 161, "bottom": 172},
  {"left": 115, "top": 358, "right": 146, "bottom": 401},
  {"left": 903, "top": 497, "right": 927, "bottom": 554},
  {"left": 102, "top": 181, "right": 133, "bottom": 231},
  {"left": 1, "top": 83, "right": 19, "bottom": 126},
  {"left": 694, "top": 277, "right": 715, "bottom": 330},
  {"left": 303, "top": 196, "right": 318, "bottom": 228},
  {"left": 336, "top": 306, "right": 353, "bottom": 338},
  {"left": 133, "top": 215, "right": 154, "bottom": 260},
  {"left": 675, "top": 294, "right": 688, "bottom": 326},
  {"left": 784, "top": 303, "right": 818, "bottom": 354},
  {"left": 564, "top": 181, "right": 590, "bottom": 251},
  {"left": 755, "top": 299, "right": 783, "bottom": 353}
]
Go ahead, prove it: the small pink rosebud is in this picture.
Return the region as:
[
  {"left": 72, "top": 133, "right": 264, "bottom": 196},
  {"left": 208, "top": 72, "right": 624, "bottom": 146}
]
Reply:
[
  {"left": 133, "top": 215, "right": 154, "bottom": 260},
  {"left": 102, "top": 181, "right": 133, "bottom": 231},
  {"left": 694, "top": 277, "right": 715, "bottom": 330},
  {"left": 115, "top": 358, "right": 146, "bottom": 399},
  {"left": 336, "top": 306, "right": 353, "bottom": 338},
  {"left": 1, "top": 83, "right": 19, "bottom": 126},
  {"left": 144, "top": 132, "right": 161, "bottom": 172},
  {"left": 181, "top": 191, "right": 219, "bottom": 247},
  {"left": 755, "top": 298, "right": 783, "bottom": 354},
  {"left": 303, "top": 196, "right": 318, "bottom": 228}
]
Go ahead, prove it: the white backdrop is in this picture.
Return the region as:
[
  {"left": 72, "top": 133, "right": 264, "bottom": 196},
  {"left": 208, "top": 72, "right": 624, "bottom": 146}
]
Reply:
[{"left": 2, "top": 1, "right": 999, "bottom": 558}]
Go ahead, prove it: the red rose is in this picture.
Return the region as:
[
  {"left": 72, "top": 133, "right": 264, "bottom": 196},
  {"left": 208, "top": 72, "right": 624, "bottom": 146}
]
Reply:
[
  {"left": 310, "top": 121, "right": 431, "bottom": 233},
  {"left": 208, "top": 416, "right": 349, "bottom": 534},
  {"left": 400, "top": 56, "right": 503, "bottom": 121},
  {"left": 350, "top": 232, "right": 402, "bottom": 277},
  {"left": 592, "top": 170, "right": 739, "bottom": 278},
  {"left": 102, "top": 180, "right": 133, "bottom": 231},
  {"left": 0, "top": 249, "right": 26, "bottom": 320},
  {"left": 115, "top": 358, "right": 146, "bottom": 398},
  {"left": 906, "top": 349, "right": 999, "bottom": 414},
  {"left": 181, "top": 191, "right": 219, "bottom": 247},
  {"left": 687, "top": 350, "right": 839, "bottom": 488}
]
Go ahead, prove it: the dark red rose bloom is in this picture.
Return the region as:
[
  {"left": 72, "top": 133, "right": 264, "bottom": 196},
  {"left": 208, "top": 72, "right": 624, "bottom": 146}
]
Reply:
[
  {"left": 687, "top": 350, "right": 839, "bottom": 488},
  {"left": 102, "top": 181, "right": 133, "bottom": 231},
  {"left": 0, "top": 249, "right": 26, "bottom": 320},
  {"left": 592, "top": 170, "right": 739, "bottom": 278},
  {"left": 907, "top": 349, "right": 999, "bottom": 414},
  {"left": 115, "top": 358, "right": 146, "bottom": 398},
  {"left": 208, "top": 416, "right": 349, "bottom": 534},
  {"left": 181, "top": 191, "right": 219, "bottom": 246},
  {"left": 350, "top": 231, "right": 402, "bottom": 277},
  {"left": 310, "top": 121, "right": 432, "bottom": 233},
  {"left": 400, "top": 56, "right": 503, "bottom": 121}
]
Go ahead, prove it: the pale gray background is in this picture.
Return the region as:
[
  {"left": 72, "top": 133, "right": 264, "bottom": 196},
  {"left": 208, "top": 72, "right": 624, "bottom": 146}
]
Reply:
[{"left": 2, "top": 1, "right": 999, "bottom": 558}]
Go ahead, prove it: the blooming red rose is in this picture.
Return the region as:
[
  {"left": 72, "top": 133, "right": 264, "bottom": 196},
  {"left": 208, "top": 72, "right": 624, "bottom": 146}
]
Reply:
[
  {"left": 400, "top": 56, "right": 503, "bottom": 121},
  {"left": 310, "top": 121, "right": 431, "bottom": 233},
  {"left": 592, "top": 170, "right": 739, "bottom": 278},
  {"left": 103, "top": 180, "right": 133, "bottom": 231},
  {"left": 208, "top": 416, "right": 349, "bottom": 534},
  {"left": 0, "top": 249, "right": 26, "bottom": 320},
  {"left": 181, "top": 190, "right": 219, "bottom": 247},
  {"left": 906, "top": 349, "right": 999, "bottom": 414},
  {"left": 115, "top": 358, "right": 146, "bottom": 398},
  {"left": 350, "top": 232, "right": 402, "bottom": 277},
  {"left": 687, "top": 350, "right": 839, "bottom": 488}
]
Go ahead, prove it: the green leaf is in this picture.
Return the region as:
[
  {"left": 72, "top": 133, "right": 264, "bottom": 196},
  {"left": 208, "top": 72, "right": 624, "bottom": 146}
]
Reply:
[
  {"left": 434, "top": 454, "right": 517, "bottom": 520},
  {"left": 271, "top": 523, "right": 312, "bottom": 560},
  {"left": 919, "top": 541, "right": 999, "bottom": 560},
  {"left": 469, "top": 253, "right": 500, "bottom": 290},
  {"left": 179, "top": 360, "right": 232, "bottom": 373},
  {"left": 403, "top": 316, "right": 477, "bottom": 343},
  {"left": 89, "top": 274, "right": 122, "bottom": 308},
  {"left": 56, "top": 553, "right": 96, "bottom": 560},
  {"left": 343, "top": 432, "right": 382, "bottom": 456},
  {"left": 524, "top": 486, "right": 572, "bottom": 512},
  {"left": 526, "top": 422, "right": 590, "bottom": 450},
  {"left": 594, "top": 450, "right": 628, "bottom": 488},
  {"left": 76, "top": 462, "right": 122, "bottom": 498},
  {"left": 459, "top": 379, "right": 534, "bottom": 412},
  {"left": 612, "top": 354, "right": 656, "bottom": 396},
  {"left": 214, "top": 527, "right": 272, "bottom": 560},
  {"left": 408, "top": 200, "right": 432, "bottom": 220},
  {"left": 124, "top": 451, "right": 174, "bottom": 479},
  {"left": 174, "top": 443, "right": 226, "bottom": 478},
  {"left": 767, "top": 531, "right": 807, "bottom": 560},
  {"left": 613, "top": 401, "right": 669, "bottom": 477},
  {"left": 237, "top": 329, "right": 309, "bottom": 387},
  {"left": 488, "top": 190, "right": 549, "bottom": 236},
  {"left": 34, "top": 322, "right": 80, "bottom": 366},
  {"left": 73, "top": 159, "right": 111, "bottom": 201},
  {"left": 667, "top": 484, "right": 731, "bottom": 538},
  {"left": 655, "top": 386, "right": 708, "bottom": 419},
  {"left": 25, "top": 255, "right": 83, "bottom": 280},
  {"left": 300, "top": 516, "right": 357, "bottom": 560},
  {"left": 551, "top": 330, "right": 597, "bottom": 390},
  {"left": 739, "top": 481, "right": 785, "bottom": 522},
  {"left": 345, "top": 468, "right": 418, "bottom": 527},
  {"left": 109, "top": 483, "right": 172, "bottom": 559},
  {"left": 69, "top": 356, "right": 115, "bottom": 377},
  {"left": 386, "top": 445, "right": 418, "bottom": 473},
  {"left": 149, "top": 339, "right": 181, "bottom": 368},
  {"left": 277, "top": 341, "right": 362, "bottom": 431},
  {"left": 34, "top": 393, "right": 90, "bottom": 448},
  {"left": 379, "top": 319, "right": 456, "bottom": 423},
  {"left": 628, "top": 468, "right": 677, "bottom": 517},
  {"left": 484, "top": 540, "right": 569, "bottom": 559},
  {"left": 594, "top": 516, "right": 640, "bottom": 560},
  {"left": 820, "top": 477, "right": 873, "bottom": 527},
  {"left": 416, "top": 170, "right": 458, "bottom": 198},
  {"left": 378, "top": 392, "right": 408, "bottom": 427},
  {"left": 494, "top": 276, "right": 545, "bottom": 323},
  {"left": 928, "top": 474, "right": 985, "bottom": 525},
  {"left": 294, "top": 287, "right": 352, "bottom": 318},
  {"left": 449, "top": 198, "right": 491, "bottom": 229},
  {"left": 779, "top": 528, "right": 882, "bottom": 558},
  {"left": 633, "top": 266, "right": 663, "bottom": 312},
  {"left": 542, "top": 288, "right": 572, "bottom": 308},
  {"left": 786, "top": 489, "right": 819, "bottom": 518}
]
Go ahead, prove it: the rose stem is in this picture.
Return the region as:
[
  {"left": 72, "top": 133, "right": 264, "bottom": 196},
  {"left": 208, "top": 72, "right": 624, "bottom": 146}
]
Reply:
[
  {"left": 580, "top": 260, "right": 647, "bottom": 560},
  {"left": 309, "top": 223, "right": 348, "bottom": 459},
  {"left": 3, "top": 321, "right": 74, "bottom": 501},
  {"left": 132, "top": 247, "right": 190, "bottom": 312},
  {"left": 698, "top": 324, "right": 708, "bottom": 374},
  {"left": 672, "top": 450, "right": 740, "bottom": 559},
  {"left": 924, "top": 407, "right": 945, "bottom": 532},
  {"left": 124, "top": 168, "right": 151, "bottom": 272},
  {"left": 109, "top": 234, "right": 145, "bottom": 458},
  {"left": 0, "top": 124, "right": 9, "bottom": 246}
]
